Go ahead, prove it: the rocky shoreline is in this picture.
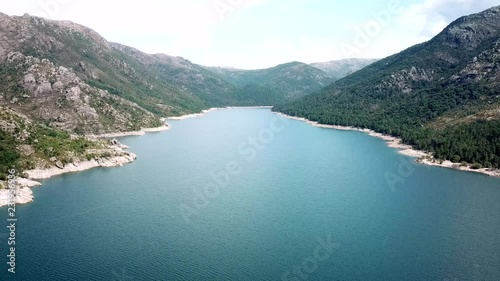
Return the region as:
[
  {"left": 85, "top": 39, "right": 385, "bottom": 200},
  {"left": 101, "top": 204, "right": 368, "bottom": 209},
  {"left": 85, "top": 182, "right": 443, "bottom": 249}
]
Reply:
[
  {"left": 0, "top": 127, "right": 151, "bottom": 207},
  {"left": 0, "top": 178, "right": 42, "bottom": 207},
  {"left": 0, "top": 114, "right": 191, "bottom": 208},
  {"left": 0, "top": 149, "right": 137, "bottom": 207},
  {"left": 5, "top": 107, "right": 496, "bottom": 209},
  {"left": 274, "top": 112, "right": 500, "bottom": 178},
  {"left": 24, "top": 152, "right": 137, "bottom": 180}
]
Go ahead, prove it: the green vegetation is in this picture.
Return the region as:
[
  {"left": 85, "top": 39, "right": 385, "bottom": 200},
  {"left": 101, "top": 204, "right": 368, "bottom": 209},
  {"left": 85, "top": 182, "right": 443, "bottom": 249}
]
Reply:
[
  {"left": 2, "top": 10, "right": 500, "bottom": 179},
  {"left": 274, "top": 7, "right": 500, "bottom": 169},
  {"left": 30, "top": 126, "right": 96, "bottom": 159},
  {"left": 0, "top": 130, "right": 20, "bottom": 180},
  {"left": 1, "top": 107, "right": 103, "bottom": 177},
  {"left": 274, "top": 83, "right": 500, "bottom": 168},
  {"left": 471, "top": 163, "right": 483, "bottom": 170},
  {"left": 210, "top": 62, "right": 334, "bottom": 101}
]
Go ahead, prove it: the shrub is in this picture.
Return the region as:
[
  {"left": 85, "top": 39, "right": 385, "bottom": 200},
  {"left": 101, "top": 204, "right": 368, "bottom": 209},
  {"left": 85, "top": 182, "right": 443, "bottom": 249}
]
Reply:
[{"left": 470, "top": 163, "right": 482, "bottom": 170}]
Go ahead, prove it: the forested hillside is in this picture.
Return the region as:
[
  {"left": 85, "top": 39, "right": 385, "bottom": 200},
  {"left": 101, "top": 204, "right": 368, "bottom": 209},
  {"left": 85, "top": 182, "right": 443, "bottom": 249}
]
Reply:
[
  {"left": 274, "top": 6, "right": 500, "bottom": 168},
  {"left": 209, "top": 62, "right": 335, "bottom": 101}
]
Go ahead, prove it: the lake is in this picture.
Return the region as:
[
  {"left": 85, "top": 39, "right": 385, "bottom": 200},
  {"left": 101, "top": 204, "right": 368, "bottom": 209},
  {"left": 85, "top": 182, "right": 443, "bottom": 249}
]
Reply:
[{"left": 1, "top": 108, "right": 499, "bottom": 280}]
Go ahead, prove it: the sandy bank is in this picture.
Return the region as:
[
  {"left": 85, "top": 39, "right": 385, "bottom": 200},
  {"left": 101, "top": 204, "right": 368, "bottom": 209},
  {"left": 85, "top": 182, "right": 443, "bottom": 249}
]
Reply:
[
  {"left": 167, "top": 106, "right": 273, "bottom": 120},
  {"left": 274, "top": 112, "right": 500, "bottom": 178},
  {"left": 88, "top": 125, "right": 170, "bottom": 138},
  {"left": 418, "top": 159, "right": 500, "bottom": 177},
  {"left": 167, "top": 108, "right": 223, "bottom": 120}
]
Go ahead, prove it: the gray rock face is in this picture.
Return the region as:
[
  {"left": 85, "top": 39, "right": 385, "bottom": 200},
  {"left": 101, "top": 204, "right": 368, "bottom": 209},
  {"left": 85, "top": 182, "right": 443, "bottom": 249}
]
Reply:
[
  {"left": 451, "top": 39, "right": 500, "bottom": 84},
  {"left": 1, "top": 52, "right": 160, "bottom": 134},
  {"left": 18, "top": 145, "right": 35, "bottom": 156},
  {"left": 22, "top": 73, "right": 37, "bottom": 93},
  {"left": 440, "top": 6, "right": 500, "bottom": 51},
  {"left": 35, "top": 81, "right": 52, "bottom": 96},
  {"left": 66, "top": 86, "right": 81, "bottom": 102},
  {"left": 375, "top": 67, "right": 434, "bottom": 93},
  {"left": 311, "top": 59, "right": 378, "bottom": 80},
  {"left": 55, "top": 161, "right": 64, "bottom": 169}
]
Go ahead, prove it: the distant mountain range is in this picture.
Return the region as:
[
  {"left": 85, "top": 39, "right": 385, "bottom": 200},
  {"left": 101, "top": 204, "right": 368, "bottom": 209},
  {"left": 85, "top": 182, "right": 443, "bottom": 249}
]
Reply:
[
  {"left": 274, "top": 5, "right": 500, "bottom": 169},
  {"left": 0, "top": 12, "right": 373, "bottom": 133},
  {"left": 2, "top": 5, "right": 499, "bottom": 178},
  {"left": 311, "top": 58, "right": 378, "bottom": 80},
  {"left": 209, "top": 59, "right": 376, "bottom": 101},
  {"left": 0, "top": 12, "right": 375, "bottom": 177},
  {"left": 209, "top": 62, "right": 334, "bottom": 101}
]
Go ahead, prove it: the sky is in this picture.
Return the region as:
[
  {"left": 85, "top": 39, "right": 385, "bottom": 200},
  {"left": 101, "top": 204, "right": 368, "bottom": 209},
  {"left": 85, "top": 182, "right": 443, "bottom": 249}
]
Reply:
[{"left": 1, "top": 0, "right": 499, "bottom": 69}]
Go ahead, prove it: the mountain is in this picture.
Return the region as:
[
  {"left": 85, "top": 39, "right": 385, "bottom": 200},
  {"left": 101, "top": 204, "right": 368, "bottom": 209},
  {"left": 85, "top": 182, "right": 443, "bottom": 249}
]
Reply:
[
  {"left": 0, "top": 13, "right": 253, "bottom": 118},
  {"left": 0, "top": 13, "right": 334, "bottom": 124},
  {"left": 311, "top": 58, "right": 378, "bottom": 80},
  {"left": 0, "top": 13, "right": 338, "bottom": 177},
  {"left": 209, "top": 61, "right": 335, "bottom": 101},
  {"left": 274, "top": 6, "right": 500, "bottom": 168}
]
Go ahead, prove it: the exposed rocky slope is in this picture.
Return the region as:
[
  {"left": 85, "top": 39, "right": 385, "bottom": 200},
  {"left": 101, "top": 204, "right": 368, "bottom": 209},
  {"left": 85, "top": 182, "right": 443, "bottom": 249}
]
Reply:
[
  {"left": 0, "top": 103, "right": 137, "bottom": 180},
  {"left": 0, "top": 13, "right": 334, "bottom": 117},
  {"left": 1, "top": 52, "right": 161, "bottom": 134},
  {"left": 0, "top": 13, "right": 222, "bottom": 116},
  {"left": 0, "top": 12, "right": 343, "bottom": 179},
  {"left": 311, "top": 58, "right": 378, "bottom": 80}
]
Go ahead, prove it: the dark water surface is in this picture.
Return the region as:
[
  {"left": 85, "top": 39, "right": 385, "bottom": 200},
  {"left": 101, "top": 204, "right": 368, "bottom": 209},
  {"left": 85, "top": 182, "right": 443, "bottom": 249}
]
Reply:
[{"left": 1, "top": 108, "right": 499, "bottom": 281}]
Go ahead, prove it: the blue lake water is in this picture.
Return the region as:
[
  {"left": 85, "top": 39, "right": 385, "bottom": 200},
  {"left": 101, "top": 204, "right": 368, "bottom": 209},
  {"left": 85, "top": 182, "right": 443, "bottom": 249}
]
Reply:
[{"left": 1, "top": 108, "right": 499, "bottom": 281}]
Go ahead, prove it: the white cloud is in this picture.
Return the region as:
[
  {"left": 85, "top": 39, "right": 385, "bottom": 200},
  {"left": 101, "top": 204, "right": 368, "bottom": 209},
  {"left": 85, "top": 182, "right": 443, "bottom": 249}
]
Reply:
[
  {"left": 337, "top": 0, "right": 500, "bottom": 63},
  {"left": 398, "top": 0, "right": 499, "bottom": 37}
]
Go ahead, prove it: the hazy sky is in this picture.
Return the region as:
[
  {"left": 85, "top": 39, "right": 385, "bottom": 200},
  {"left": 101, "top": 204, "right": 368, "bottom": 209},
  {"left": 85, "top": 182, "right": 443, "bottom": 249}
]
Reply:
[{"left": 1, "top": 0, "right": 498, "bottom": 69}]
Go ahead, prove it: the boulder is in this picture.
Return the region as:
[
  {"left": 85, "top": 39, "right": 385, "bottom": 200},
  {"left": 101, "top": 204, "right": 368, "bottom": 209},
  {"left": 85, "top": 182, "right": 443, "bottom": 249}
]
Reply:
[{"left": 55, "top": 161, "right": 64, "bottom": 169}]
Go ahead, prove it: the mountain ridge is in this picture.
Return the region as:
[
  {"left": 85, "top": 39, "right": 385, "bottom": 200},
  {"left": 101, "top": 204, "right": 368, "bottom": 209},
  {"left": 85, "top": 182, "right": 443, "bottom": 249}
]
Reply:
[
  {"left": 274, "top": 5, "right": 500, "bottom": 169},
  {"left": 311, "top": 58, "right": 378, "bottom": 80},
  {"left": 0, "top": 12, "right": 349, "bottom": 177}
]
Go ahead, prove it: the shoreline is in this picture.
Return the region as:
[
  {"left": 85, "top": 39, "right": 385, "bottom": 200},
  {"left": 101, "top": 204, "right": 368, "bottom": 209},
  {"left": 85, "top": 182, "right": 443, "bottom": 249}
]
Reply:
[
  {"left": 0, "top": 142, "right": 138, "bottom": 208},
  {"left": 274, "top": 112, "right": 500, "bottom": 178},
  {"left": 0, "top": 153, "right": 137, "bottom": 208},
  {"left": 87, "top": 122, "right": 170, "bottom": 139},
  {"left": 167, "top": 106, "right": 273, "bottom": 120},
  {"left": 24, "top": 152, "right": 137, "bottom": 180},
  {"left": 0, "top": 178, "right": 42, "bottom": 207},
  {"left": 1, "top": 106, "right": 271, "bottom": 207},
  {"left": 1, "top": 106, "right": 270, "bottom": 207},
  {"left": 4, "top": 107, "right": 497, "bottom": 208}
]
